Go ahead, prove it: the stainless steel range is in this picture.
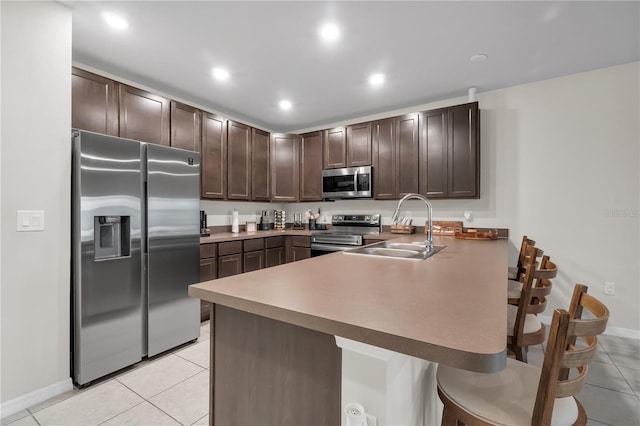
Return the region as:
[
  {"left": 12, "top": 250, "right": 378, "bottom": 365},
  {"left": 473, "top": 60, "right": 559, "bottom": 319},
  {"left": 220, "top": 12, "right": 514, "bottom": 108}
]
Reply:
[{"left": 310, "top": 214, "right": 381, "bottom": 256}]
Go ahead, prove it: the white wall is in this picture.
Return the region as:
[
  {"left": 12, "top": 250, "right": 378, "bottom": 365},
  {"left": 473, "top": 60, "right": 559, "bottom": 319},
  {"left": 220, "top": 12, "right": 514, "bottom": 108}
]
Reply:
[
  {"left": 202, "top": 63, "right": 639, "bottom": 334},
  {"left": 292, "top": 63, "right": 640, "bottom": 332},
  {"left": 1, "top": 0, "right": 72, "bottom": 407},
  {"left": 485, "top": 63, "right": 639, "bottom": 332}
]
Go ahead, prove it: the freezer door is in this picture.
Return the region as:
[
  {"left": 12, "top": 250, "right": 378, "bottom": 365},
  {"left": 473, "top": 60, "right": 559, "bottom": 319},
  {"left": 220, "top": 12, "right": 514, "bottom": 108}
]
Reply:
[
  {"left": 71, "top": 131, "right": 144, "bottom": 385},
  {"left": 146, "top": 144, "right": 200, "bottom": 356}
]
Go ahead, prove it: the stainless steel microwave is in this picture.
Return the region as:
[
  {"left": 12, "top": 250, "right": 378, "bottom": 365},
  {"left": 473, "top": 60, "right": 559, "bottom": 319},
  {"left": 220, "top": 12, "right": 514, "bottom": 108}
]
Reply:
[{"left": 322, "top": 166, "right": 372, "bottom": 199}]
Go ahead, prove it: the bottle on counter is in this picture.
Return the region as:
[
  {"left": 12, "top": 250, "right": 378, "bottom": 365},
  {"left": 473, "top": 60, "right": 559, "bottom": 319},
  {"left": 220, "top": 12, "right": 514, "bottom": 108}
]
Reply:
[{"left": 231, "top": 210, "right": 239, "bottom": 234}]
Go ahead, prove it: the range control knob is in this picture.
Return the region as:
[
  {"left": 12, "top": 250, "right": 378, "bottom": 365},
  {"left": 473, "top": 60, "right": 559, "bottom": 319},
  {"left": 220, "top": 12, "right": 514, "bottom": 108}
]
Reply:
[{"left": 365, "top": 216, "right": 371, "bottom": 221}]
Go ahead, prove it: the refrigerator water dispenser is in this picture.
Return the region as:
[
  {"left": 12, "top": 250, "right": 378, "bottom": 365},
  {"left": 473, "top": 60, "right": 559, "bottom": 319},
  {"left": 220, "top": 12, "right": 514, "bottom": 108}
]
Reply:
[{"left": 94, "top": 216, "right": 130, "bottom": 260}]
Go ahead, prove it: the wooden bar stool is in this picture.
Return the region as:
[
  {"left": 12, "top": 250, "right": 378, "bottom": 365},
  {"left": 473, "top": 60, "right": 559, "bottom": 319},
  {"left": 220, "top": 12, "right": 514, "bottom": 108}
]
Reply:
[
  {"left": 508, "top": 235, "right": 536, "bottom": 280},
  {"left": 508, "top": 243, "right": 545, "bottom": 305},
  {"left": 437, "top": 283, "right": 609, "bottom": 426},
  {"left": 507, "top": 256, "right": 557, "bottom": 362}
]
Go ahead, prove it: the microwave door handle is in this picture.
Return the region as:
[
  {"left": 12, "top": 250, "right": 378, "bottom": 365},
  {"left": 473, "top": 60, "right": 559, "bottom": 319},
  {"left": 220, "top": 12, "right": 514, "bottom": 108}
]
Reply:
[{"left": 354, "top": 168, "right": 358, "bottom": 187}]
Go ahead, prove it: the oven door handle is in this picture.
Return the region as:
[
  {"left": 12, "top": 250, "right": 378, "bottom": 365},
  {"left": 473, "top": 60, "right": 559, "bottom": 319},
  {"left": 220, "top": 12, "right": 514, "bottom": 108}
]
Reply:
[{"left": 311, "top": 243, "right": 358, "bottom": 252}]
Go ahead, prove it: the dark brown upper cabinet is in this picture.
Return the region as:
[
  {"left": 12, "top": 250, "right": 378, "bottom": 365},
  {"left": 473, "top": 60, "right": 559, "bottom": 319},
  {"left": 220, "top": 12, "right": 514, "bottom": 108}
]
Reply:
[
  {"left": 372, "top": 114, "right": 419, "bottom": 199},
  {"left": 420, "top": 108, "right": 448, "bottom": 198},
  {"left": 324, "top": 124, "right": 372, "bottom": 169},
  {"left": 346, "top": 122, "right": 372, "bottom": 167},
  {"left": 420, "top": 102, "right": 479, "bottom": 198},
  {"left": 448, "top": 102, "right": 479, "bottom": 198},
  {"left": 118, "top": 84, "right": 170, "bottom": 146},
  {"left": 72, "top": 68, "right": 119, "bottom": 136},
  {"left": 299, "top": 131, "right": 323, "bottom": 201},
  {"left": 201, "top": 112, "right": 227, "bottom": 199},
  {"left": 396, "top": 113, "right": 420, "bottom": 197},
  {"left": 251, "top": 128, "right": 270, "bottom": 201},
  {"left": 371, "top": 118, "right": 396, "bottom": 199},
  {"left": 323, "top": 127, "right": 347, "bottom": 169},
  {"left": 227, "top": 121, "right": 252, "bottom": 200},
  {"left": 270, "top": 133, "right": 300, "bottom": 202},
  {"left": 170, "top": 101, "right": 201, "bottom": 152}
]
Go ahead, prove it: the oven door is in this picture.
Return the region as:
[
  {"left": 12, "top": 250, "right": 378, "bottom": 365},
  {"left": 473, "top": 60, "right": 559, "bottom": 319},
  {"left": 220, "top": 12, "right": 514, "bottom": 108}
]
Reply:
[{"left": 311, "top": 243, "right": 358, "bottom": 257}]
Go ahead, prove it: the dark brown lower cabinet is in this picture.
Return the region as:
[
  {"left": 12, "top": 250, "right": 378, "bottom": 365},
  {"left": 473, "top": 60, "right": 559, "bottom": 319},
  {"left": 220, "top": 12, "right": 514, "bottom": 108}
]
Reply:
[
  {"left": 218, "top": 254, "right": 243, "bottom": 278},
  {"left": 218, "top": 240, "right": 243, "bottom": 278},
  {"left": 244, "top": 251, "right": 264, "bottom": 273},
  {"left": 265, "top": 247, "right": 285, "bottom": 268},
  {"left": 286, "top": 236, "right": 311, "bottom": 263},
  {"left": 200, "top": 258, "right": 216, "bottom": 282},
  {"left": 199, "top": 243, "right": 217, "bottom": 322},
  {"left": 291, "top": 247, "right": 311, "bottom": 262},
  {"left": 265, "top": 236, "right": 285, "bottom": 268}
]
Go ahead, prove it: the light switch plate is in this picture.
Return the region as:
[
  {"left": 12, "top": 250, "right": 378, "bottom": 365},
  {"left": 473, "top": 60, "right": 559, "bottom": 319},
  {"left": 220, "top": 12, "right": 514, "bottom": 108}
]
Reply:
[{"left": 16, "top": 210, "right": 45, "bottom": 232}]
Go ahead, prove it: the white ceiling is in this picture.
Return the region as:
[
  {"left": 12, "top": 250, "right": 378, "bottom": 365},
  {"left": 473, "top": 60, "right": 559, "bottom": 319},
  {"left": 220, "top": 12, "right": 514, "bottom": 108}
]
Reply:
[{"left": 63, "top": 1, "right": 639, "bottom": 133}]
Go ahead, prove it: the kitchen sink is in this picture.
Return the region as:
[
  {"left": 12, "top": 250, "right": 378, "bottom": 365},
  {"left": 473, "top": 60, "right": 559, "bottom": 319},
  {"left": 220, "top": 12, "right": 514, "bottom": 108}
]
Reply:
[
  {"left": 345, "top": 241, "right": 446, "bottom": 260},
  {"left": 380, "top": 242, "right": 430, "bottom": 251}
]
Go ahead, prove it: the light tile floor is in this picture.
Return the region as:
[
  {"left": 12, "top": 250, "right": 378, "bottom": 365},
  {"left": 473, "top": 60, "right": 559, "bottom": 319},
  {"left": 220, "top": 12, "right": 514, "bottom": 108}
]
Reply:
[{"left": 2, "top": 322, "right": 639, "bottom": 426}]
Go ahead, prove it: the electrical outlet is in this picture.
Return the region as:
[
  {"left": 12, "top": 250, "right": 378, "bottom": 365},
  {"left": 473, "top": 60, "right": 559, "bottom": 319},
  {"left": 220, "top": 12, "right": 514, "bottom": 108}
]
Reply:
[{"left": 604, "top": 282, "right": 616, "bottom": 295}]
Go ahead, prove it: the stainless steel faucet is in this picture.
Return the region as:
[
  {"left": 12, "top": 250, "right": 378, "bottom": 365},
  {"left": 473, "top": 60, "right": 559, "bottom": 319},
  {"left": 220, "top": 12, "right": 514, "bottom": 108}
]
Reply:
[{"left": 391, "top": 193, "right": 434, "bottom": 251}]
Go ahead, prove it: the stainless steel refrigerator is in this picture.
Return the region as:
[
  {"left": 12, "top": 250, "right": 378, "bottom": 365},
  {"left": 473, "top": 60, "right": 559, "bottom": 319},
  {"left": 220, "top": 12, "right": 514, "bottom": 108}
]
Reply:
[{"left": 71, "top": 130, "right": 200, "bottom": 386}]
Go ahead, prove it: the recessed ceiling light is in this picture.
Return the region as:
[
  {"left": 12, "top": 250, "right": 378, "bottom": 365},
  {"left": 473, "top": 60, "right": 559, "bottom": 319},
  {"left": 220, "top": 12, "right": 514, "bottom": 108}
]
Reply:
[
  {"left": 368, "top": 73, "right": 385, "bottom": 86},
  {"left": 102, "top": 12, "right": 128, "bottom": 30},
  {"left": 279, "top": 100, "right": 292, "bottom": 110},
  {"left": 470, "top": 54, "right": 488, "bottom": 63},
  {"left": 319, "top": 23, "right": 340, "bottom": 41},
  {"left": 212, "top": 68, "right": 229, "bottom": 81}
]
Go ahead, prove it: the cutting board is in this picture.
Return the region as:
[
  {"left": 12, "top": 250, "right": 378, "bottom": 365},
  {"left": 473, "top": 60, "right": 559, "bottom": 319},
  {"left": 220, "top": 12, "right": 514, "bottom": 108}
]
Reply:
[
  {"left": 428, "top": 221, "right": 463, "bottom": 236},
  {"left": 454, "top": 230, "right": 498, "bottom": 240}
]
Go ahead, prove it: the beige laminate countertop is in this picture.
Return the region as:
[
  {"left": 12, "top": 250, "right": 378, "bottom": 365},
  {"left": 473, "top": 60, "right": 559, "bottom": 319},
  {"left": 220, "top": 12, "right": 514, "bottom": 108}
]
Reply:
[{"left": 190, "top": 234, "right": 508, "bottom": 372}]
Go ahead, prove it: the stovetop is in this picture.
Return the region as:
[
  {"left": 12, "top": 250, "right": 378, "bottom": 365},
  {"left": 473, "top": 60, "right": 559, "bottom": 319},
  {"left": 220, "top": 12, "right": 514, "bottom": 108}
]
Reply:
[{"left": 311, "top": 213, "right": 381, "bottom": 246}]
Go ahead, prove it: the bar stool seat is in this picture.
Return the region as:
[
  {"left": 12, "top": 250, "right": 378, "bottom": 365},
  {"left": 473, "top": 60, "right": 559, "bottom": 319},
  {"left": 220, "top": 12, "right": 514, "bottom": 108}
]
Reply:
[
  {"left": 437, "top": 284, "right": 609, "bottom": 426},
  {"left": 507, "top": 279, "right": 523, "bottom": 300},
  {"left": 437, "top": 358, "right": 579, "bottom": 426},
  {"left": 507, "top": 304, "right": 542, "bottom": 335}
]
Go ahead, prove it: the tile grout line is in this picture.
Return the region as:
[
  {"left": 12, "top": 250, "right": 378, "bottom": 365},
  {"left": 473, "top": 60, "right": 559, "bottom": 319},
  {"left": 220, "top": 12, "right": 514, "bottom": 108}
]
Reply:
[
  {"left": 611, "top": 361, "right": 640, "bottom": 400},
  {"left": 144, "top": 399, "right": 185, "bottom": 426},
  {"left": 95, "top": 400, "right": 147, "bottom": 426},
  {"left": 598, "top": 337, "right": 640, "bottom": 399},
  {"left": 583, "top": 381, "right": 637, "bottom": 397},
  {"left": 190, "top": 413, "right": 208, "bottom": 426}
]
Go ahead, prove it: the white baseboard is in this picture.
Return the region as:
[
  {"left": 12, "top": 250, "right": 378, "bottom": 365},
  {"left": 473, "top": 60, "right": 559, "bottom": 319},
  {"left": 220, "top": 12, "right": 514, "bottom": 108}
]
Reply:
[
  {"left": 0, "top": 378, "right": 73, "bottom": 419},
  {"left": 538, "top": 316, "right": 640, "bottom": 340}
]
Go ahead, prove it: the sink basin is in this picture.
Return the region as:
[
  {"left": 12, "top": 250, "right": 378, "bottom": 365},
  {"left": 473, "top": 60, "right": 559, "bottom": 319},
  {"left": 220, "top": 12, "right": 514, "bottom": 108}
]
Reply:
[
  {"left": 381, "top": 242, "right": 429, "bottom": 251},
  {"left": 345, "top": 241, "right": 446, "bottom": 260}
]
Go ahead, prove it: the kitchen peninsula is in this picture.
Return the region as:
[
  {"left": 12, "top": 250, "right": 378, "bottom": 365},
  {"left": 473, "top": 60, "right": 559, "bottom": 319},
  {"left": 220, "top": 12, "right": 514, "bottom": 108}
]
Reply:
[{"left": 189, "top": 234, "right": 508, "bottom": 425}]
